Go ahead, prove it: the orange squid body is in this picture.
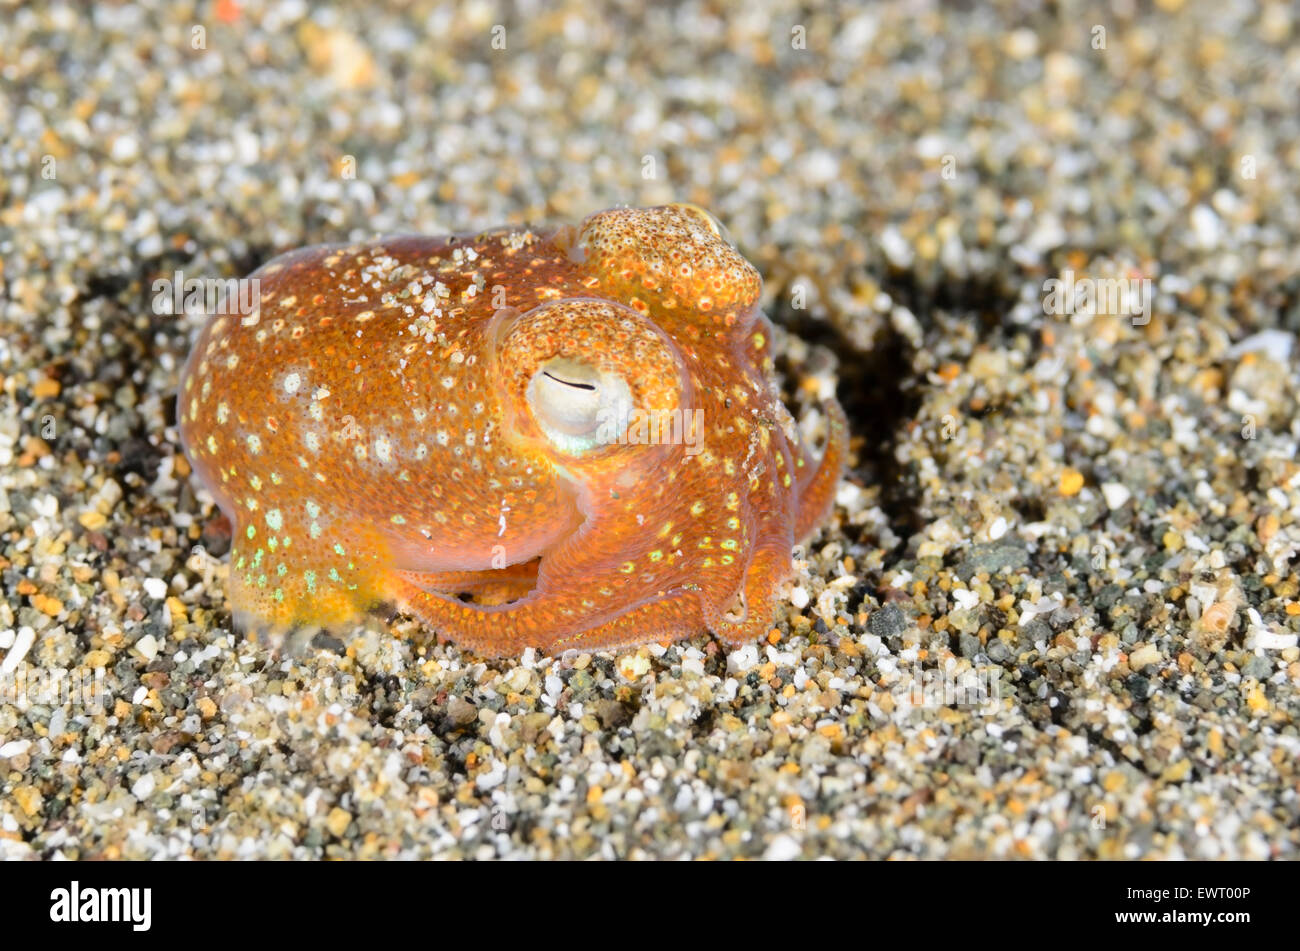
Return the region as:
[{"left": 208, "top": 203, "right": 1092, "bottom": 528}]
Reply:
[{"left": 178, "top": 204, "right": 846, "bottom": 657}]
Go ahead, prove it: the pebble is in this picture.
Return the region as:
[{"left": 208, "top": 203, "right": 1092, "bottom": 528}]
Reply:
[
  {"left": 1228, "top": 329, "right": 1294, "bottom": 362},
  {"left": 326, "top": 808, "right": 352, "bottom": 838},
  {"left": 0, "top": 627, "right": 35, "bottom": 675},
  {"left": 726, "top": 644, "right": 760, "bottom": 674},
  {"left": 131, "top": 774, "right": 156, "bottom": 801},
  {"left": 134, "top": 634, "right": 160, "bottom": 662},
  {"left": 1129, "top": 644, "right": 1162, "bottom": 671},
  {"left": 764, "top": 835, "right": 803, "bottom": 861},
  {"left": 1190, "top": 205, "right": 1223, "bottom": 250},
  {"left": 1101, "top": 483, "right": 1132, "bottom": 510}
]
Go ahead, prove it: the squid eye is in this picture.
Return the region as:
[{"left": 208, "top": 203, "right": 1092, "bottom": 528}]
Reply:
[{"left": 526, "top": 359, "right": 633, "bottom": 454}]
